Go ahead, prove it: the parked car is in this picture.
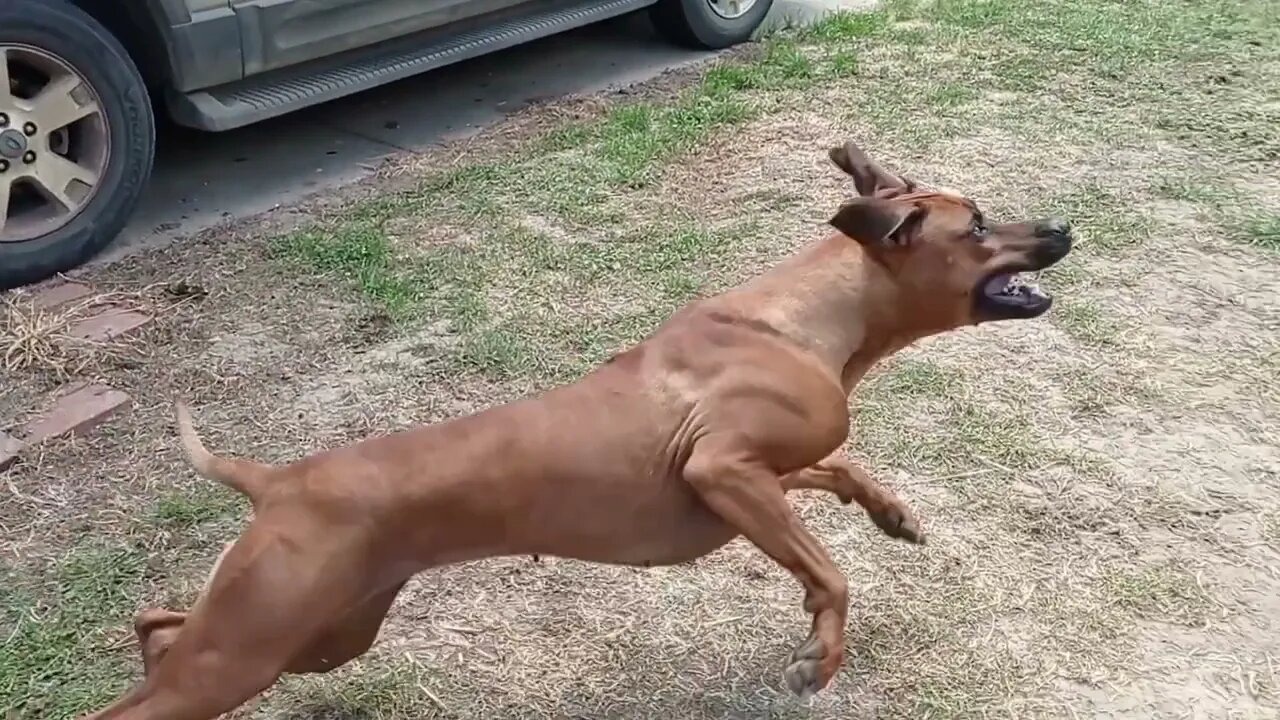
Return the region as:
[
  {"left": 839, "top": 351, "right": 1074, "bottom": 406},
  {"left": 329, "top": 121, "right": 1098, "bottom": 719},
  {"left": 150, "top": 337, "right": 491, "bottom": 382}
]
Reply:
[{"left": 0, "top": 0, "right": 773, "bottom": 290}]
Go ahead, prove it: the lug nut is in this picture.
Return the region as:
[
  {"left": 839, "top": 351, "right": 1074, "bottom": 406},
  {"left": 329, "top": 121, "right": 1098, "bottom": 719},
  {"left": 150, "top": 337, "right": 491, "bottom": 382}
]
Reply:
[
  {"left": 23, "top": 122, "right": 36, "bottom": 137},
  {"left": 22, "top": 150, "right": 35, "bottom": 164}
]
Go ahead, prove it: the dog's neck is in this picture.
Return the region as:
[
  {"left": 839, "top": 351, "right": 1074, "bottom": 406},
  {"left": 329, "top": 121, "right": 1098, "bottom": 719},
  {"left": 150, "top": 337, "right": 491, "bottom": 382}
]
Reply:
[{"left": 733, "top": 233, "right": 936, "bottom": 394}]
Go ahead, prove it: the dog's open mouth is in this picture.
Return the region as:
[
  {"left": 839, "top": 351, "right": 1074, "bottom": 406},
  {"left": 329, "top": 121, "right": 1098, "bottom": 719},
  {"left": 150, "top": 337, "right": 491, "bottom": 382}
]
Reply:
[{"left": 976, "top": 270, "right": 1052, "bottom": 318}]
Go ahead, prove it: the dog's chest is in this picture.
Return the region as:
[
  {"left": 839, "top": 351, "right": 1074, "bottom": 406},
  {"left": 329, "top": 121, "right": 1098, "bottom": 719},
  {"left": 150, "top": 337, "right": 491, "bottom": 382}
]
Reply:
[{"left": 532, "top": 475, "right": 738, "bottom": 567}]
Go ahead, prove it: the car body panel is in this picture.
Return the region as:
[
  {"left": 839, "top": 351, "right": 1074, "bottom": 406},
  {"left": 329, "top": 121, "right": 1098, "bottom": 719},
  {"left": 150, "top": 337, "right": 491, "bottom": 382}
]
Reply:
[
  {"left": 124, "top": 0, "right": 243, "bottom": 91},
  {"left": 229, "top": 0, "right": 531, "bottom": 76},
  {"left": 166, "top": 0, "right": 655, "bottom": 130}
]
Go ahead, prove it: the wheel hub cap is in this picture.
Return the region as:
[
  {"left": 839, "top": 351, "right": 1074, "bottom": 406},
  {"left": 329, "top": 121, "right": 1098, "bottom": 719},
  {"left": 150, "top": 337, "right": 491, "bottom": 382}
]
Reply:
[
  {"left": 0, "top": 129, "right": 26, "bottom": 159},
  {"left": 0, "top": 44, "right": 110, "bottom": 243},
  {"left": 707, "top": 0, "right": 757, "bottom": 20}
]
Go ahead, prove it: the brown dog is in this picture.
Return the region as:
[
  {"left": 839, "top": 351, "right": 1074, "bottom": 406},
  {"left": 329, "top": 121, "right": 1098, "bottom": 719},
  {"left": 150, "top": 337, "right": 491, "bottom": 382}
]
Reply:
[{"left": 83, "top": 142, "right": 1071, "bottom": 719}]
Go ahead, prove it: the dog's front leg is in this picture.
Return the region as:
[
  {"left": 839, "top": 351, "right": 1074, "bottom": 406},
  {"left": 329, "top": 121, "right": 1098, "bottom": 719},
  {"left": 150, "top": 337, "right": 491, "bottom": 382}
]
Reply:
[
  {"left": 684, "top": 436, "right": 849, "bottom": 700},
  {"left": 782, "top": 455, "right": 924, "bottom": 543}
]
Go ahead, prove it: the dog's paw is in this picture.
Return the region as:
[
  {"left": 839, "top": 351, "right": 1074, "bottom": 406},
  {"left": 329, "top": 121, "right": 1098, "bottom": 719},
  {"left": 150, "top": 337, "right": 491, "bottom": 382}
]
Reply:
[
  {"left": 869, "top": 502, "right": 925, "bottom": 544},
  {"left": 783, "top": 657, "right": 822, "bottom": 700},
  {"left": 782, "top": 633, "right": 831, "bottom": 700}
]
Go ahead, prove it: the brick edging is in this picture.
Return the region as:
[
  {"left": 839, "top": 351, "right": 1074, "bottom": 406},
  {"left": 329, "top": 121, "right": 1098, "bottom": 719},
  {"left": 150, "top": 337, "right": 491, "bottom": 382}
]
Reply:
[{"left": 1, "top": 280, "right": 147, "bottom": 472}]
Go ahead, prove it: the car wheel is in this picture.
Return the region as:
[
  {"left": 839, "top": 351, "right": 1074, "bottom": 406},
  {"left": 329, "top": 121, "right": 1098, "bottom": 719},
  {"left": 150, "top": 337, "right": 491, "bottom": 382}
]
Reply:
[
  {"left": 650, "top": 0, "right": 774, "bottom": 49},
  {"left": 0, "top": 0, "right": 155, "bottom": 291}
]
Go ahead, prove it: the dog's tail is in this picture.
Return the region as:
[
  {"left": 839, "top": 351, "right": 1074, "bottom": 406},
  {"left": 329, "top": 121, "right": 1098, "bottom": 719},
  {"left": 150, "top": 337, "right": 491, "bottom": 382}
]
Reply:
[{"left": 175, "top": 401, "right": 273, "bottom": 503}]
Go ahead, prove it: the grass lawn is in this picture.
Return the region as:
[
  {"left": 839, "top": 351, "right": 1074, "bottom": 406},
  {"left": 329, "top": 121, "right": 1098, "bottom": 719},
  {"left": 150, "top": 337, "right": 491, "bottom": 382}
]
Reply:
[{"left": 2, "top": 0, "right": 1279, "bottom": 717}]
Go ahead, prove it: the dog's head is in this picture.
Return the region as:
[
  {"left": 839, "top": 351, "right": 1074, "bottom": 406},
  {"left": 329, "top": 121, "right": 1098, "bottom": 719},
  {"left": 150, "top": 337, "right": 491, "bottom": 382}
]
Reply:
[{"left": 827, "top": 141, "right": 1072, "bottom": 328}]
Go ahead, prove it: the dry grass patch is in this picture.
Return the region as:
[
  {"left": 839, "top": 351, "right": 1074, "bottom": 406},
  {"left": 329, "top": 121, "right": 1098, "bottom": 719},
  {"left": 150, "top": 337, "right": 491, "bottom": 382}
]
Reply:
[{"left": 0, "top": 290, "right": 158, "bottom": 422}]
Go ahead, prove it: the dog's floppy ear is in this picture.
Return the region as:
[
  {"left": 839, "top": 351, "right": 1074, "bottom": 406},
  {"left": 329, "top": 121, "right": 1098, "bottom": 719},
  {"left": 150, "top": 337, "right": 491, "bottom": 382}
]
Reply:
[
  {"left": 830, "top": 197, "right": 923, "bottom": 248},
  {"left": 828, "top": 142, "right": 917, "bottom": 197}
]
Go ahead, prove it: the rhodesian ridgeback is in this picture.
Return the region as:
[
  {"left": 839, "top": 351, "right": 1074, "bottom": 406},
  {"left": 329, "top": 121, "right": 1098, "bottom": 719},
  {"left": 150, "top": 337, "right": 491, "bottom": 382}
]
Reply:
[{"left": 84, "top": 142, "right": 1072, "bottom": 719}]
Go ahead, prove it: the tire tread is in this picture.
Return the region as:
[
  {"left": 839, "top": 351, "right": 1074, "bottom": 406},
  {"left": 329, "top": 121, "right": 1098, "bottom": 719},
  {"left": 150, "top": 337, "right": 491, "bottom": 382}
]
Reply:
[{"left": 0, "top": 0, "right": 155, "bottom": 290}]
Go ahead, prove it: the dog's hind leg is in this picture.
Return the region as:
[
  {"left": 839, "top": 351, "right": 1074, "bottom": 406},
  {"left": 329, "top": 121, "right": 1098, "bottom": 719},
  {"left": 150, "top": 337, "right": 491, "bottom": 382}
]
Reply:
[
  {"left": 781, "top": 455, "right": 923, "bottom": 543},
  {"left": 131, "top": 582, "right": 407, "bottom": 680},
  {"left": 83, "top": 524, "right": 382, "bottom": 720},
  {"left": 133, "top": 609, "right": 186, "bottom": 677},
  {"left": 284, "top": 581, "right": 407, "bottom": 674},
  {"left": 131, "top": 541, "right": 234, "bottom": 676}
]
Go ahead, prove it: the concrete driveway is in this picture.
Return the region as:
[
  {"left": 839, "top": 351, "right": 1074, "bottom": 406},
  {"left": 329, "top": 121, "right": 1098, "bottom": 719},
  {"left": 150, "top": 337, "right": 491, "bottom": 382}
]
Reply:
[{"left": 98, "top": 0, "right": 863, "bottom": 267}]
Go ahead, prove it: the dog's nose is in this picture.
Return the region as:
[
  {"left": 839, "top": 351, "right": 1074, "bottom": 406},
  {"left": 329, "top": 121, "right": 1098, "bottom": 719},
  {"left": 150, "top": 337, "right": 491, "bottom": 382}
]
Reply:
[
  {"left": 1031, "top": 217, "right": 1073, "bottom": 265},
  {"left": 1035, "top": 218, "right": 1071, "bottom": 238}
]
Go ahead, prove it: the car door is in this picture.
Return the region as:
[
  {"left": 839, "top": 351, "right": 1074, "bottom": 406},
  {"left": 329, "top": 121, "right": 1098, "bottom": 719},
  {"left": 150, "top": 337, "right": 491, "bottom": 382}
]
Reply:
[{"left": 229, "top": 0, "right": 534, "bottom": 76}]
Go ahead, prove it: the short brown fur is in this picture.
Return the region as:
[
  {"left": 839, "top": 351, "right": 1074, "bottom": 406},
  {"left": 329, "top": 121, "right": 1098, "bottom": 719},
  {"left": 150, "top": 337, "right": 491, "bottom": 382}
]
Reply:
[{"left": 82, "top": 142, "right": 1072, "bottom": 720}]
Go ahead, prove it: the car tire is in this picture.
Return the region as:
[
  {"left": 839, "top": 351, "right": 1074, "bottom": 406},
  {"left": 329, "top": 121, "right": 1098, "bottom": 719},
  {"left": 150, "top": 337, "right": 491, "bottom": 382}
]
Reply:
[
  {"left": 650, "top": 0, "right": 774, "bottom": 49},
  {"left": 0, "top": 0, "right": 155, "bottom": 291}
]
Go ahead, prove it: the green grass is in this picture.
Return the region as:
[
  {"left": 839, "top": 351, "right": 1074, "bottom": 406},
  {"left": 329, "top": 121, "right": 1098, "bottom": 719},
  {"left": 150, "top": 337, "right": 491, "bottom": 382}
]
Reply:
[
  {"left": 1053, "top": 298, "right": 1122, "bottom": 347},
  {"left": 926, "top": 84, "right": 979, "bottom": 108},
  {"left": 1038, "top": 184, "right": 1159, "bottom": 255},
  {"left": 267, "top": 19, "right": 897, "bottom": 326},
  {"left": 806, "top": 7, "right": 890, "bottom": 41},
  {"left": 263, "top": 5, "right": 931, "bottom": 367},
  {"left": 1150, "top": 174, "right": 1237, "bottom": 207},
  {"left": 916, "top": 402, "right": 1050, "bottom": 475},
  {"left": 1, "top": 547, "right": 148, "bottom": 718},
  {"left": 594, "top": 94, "right": 753, "bottom": 188},
  {"left": 1241, "top": 213, "right": 1280, "bottom": 251},
  {"left": 854, "top": 359, "right": 1118, "bottom": 536},
  {"left": 871, "top": 357, "right": 964, "bottom": 399},
  {"left": 1149, "top": 175, "right": 1280, "bottom": 252},
  {"left": 1103, "top": 562, "right": 1212, "bottom": 625},
  {"left": 282, "top": 660, "right": 434, "bottom": 719},
  {"left": 1263, "top": 511, "right": 1280, "bottom": 546},
  {"left": 149, "top": 484, "right": 248, "bottom": 532},
  {"left": 273, "top": 222, "right": 424, "bottom": 321},
  {"left": 1057, "top": 365, "right": 1161, "bottom": 420},
  {"left": 271, "top": 0, "right": 1279, "bottom": 329},
  {"left": 859, "top": 374, "right": 1052, "bottom": 480},
  {"left": 0, "top": 483, "right": 253, "bottom": 719},
  {"left": 924, "top": 0, "right": 1273, "bottom": 68},
  {"left": 276, "top": 193, "right": 741, "bottom": 383}
]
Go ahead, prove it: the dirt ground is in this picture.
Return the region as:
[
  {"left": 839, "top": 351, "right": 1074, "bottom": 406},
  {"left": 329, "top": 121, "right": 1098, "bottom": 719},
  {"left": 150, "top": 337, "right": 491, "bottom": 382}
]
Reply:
[{"left": 3, "top": 0, "right": 1279, "bottom": 718}]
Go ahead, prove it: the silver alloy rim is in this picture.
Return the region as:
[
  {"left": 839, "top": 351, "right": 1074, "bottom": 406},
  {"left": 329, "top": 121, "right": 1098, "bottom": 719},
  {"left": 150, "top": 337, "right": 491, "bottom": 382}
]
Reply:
[
  {"left": 707, "top": 0, "right": 758, "bottom": 19},
  {"left": 0, "top": 44, "right": 110, "bottom": 243}
]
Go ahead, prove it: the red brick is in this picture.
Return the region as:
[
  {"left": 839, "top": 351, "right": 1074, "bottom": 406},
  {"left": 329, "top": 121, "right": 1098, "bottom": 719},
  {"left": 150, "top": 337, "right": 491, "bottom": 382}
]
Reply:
[
  {"left": 32, "top": 281, "right": 93, "bottom": 310},
  {"left": 67, "top": 310, "right": 152, "bottom": 343},
  {"left": 22, "top": 383, "right": 132, "bottom": 444},
  {"left": 0, "top": 432, "right": 23, "bottom": 472}
]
